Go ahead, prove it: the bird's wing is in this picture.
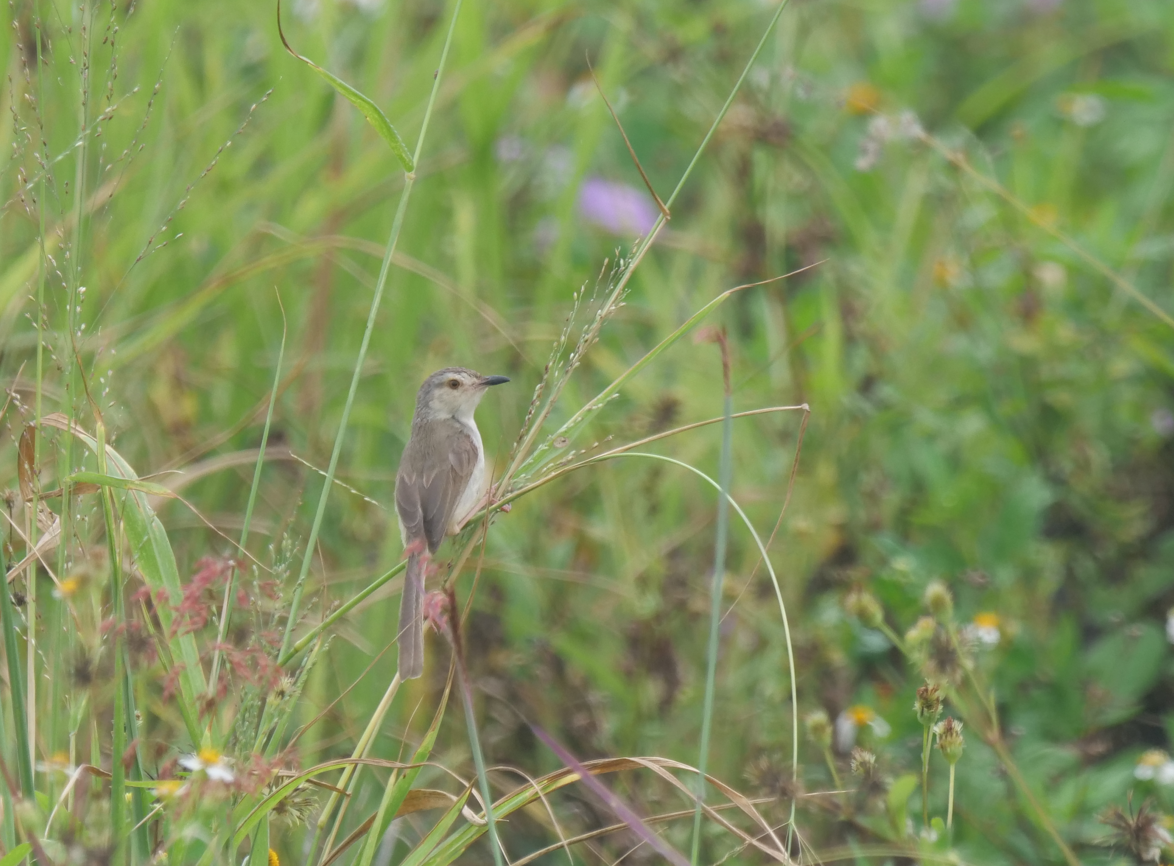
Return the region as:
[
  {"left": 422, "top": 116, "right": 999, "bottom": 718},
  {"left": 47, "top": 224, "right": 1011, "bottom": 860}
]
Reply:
[{"left": 396, "top": 420, "right": 478, "bottom": 554}]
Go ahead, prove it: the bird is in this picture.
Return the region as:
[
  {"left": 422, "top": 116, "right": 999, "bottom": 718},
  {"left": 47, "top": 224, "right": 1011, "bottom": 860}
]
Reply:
[{"left": 394, "top": 367, "right": 509, "bottom": 679}]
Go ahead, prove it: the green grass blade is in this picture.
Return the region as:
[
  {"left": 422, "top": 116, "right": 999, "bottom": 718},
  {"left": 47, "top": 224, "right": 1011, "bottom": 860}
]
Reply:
[
  {"left": 208, "top": 295, "right": 287, "bottom": 709},
  {"left": 277, "top": 0, "right": 467, "bottom": 662},
  {"left": 276, "top": 0, "right": 413, "bottom": 172},
  {"left": 311, "top": 673, "right": 402, "bottom": 859},
  {"left": 456, "top": 667, "right": 504, "bottom": 866},
  {"left": 233, "top": 760, "right": 361, "bottom": 849},
  {"left": 40, "top": 415, "right": 206, "bottom": 744},
  {"left": 603, "top": 452, "right": 799, "bottom": 841},
  {"left": 94, "top": 418, "right": 151, "bottom": 862},
  {"left": 0, "top": 541, "right": 34, "bottom": 798},
  {"left": 277, "top": 561, "right": 404, "bottom": 667},
  {"left": 354, "top": 678, "right": 451, "bottom": 866},
  {"left": 690, "top": 388, "right": 733, "bottom": 865},
  {"left": 0, "top": 844, "right": 32, "bottom": 866},
  {"left": 396, "top": 787, "right": 473, "bottom": 866},
  {"left": 63, "top": 471, "right": 175, "bottom": 497},
  {"left": 248, "top": 815, "right": 270, "bottom": 866}
]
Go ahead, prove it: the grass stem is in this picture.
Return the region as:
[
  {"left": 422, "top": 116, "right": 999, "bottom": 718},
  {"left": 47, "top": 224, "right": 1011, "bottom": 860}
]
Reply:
[
  {"left": 278, "top": 0, "right": 468, "bottom": 663},
  {"left": 690, "top": 378, "right": 733, "bottom": 865},
  {"left": 946, "top": 764, "right": 955, "bottom": 830}
]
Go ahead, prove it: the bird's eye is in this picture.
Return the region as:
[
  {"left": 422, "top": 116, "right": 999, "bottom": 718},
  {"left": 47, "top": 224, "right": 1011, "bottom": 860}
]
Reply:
[{"left": 448, "top": 379, "right": 460, "bottom": 389}]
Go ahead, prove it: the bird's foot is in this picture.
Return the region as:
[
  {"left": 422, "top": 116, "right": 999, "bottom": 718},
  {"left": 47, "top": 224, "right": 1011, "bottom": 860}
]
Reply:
[{"left": 423, "top": 591, "right": 451, "bottom": 636}]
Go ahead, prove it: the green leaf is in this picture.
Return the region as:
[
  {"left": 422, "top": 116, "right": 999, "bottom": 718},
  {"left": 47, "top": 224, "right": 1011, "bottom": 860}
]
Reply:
[
  {"left": 887, "top": 773, "right": 919, "bottom": 836},
  {"left": 0, "top": 843, "right": 32, "bottom": 866},
  {"left": 397, "top": 787, "right": 473, "bottom": 866},
  {"left": 277, "top": 0, "right": 413, "bottom": 172},
  {"left": 66, "top": 471, "right": 175, "bottom": 497},
  {"left": 40, "top": 414, "right": 206, "bottom": 744},
  {"left": 233, "top": 760, "right": 356, "bottom": 848},
  {"left": 248, "top": 815, "right": 269, "bottom": 866},
  {"left": 0, "top": 540, "right": 34, "bottom": 800},
  {"left": 355, "top": 684, "right": 450, "bottom": 866}
]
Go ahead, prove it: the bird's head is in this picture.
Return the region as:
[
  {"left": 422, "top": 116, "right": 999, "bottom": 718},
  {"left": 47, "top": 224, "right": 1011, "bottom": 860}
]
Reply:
[{"left": 414, "top": 367, "right": 509, "bottom": 422}]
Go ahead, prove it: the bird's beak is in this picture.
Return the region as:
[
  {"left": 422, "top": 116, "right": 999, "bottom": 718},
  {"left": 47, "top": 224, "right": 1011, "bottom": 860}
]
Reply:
[{"left": 480, "top": 375, "right": 510, "bottom": 387}]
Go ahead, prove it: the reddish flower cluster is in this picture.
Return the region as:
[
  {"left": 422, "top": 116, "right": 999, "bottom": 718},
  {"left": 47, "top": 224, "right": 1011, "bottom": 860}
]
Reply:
[
  {"left": 213, "top": 642, "right": 282, "bottom": 694},
  {"left": 171, "top": 557, "right": 236, "bottom": 637}
]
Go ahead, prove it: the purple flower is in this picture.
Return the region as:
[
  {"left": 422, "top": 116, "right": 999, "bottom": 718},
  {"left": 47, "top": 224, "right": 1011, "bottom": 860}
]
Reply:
[{"left": 578, "top": 177, "right": 658, "bottom": 237}]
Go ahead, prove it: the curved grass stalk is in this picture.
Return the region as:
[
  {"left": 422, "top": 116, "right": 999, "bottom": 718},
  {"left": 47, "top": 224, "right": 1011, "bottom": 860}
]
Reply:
[
  {"left": 277, "top": 0, "right": 469, "bottom": 661},
  {"left": 691, "top": 383, "right": 733, "bottom": 866},
  {"left": 430, "top": 755, "right": 789, "bottom": 864},
  {"left": 611, "top": 452, "right": 799, "bottom": 842},
  {"left": 277, "top": 406, "right": 805, "bottom": 667},
  {"left": 513, "top": 265, "right": 819, "bottom": 486}
]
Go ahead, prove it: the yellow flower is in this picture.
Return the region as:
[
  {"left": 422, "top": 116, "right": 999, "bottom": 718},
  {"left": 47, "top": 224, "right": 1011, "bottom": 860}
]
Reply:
[
  {"left": 37, "top": 752, "right": 73, "bottom": 775},
  {"left": 848, "top": 705, "right": 874, "bottom": 726},
  {"left": 973, "top": 612, "right": 1000, "bottom": 629},
  {"left": 179, "top": 748, "right": 235, "bottom": 783},
  {"left": 268, "top": 849, "right": 279, "bottom": 866},
  {"left": 965, "top": 612, "right": 1002, "bottom": 647},
  {"left": 53, "top": 576, "right": 81, "bottom": 599},
  {"left": 835, "top": 705, "right": 891, "bottom": 751},
  {"left": 153, "top": 780, "right": 185, "bottom": 800},
  {"left": 845, "top": 82, "right": 881, "bottom": 115}
]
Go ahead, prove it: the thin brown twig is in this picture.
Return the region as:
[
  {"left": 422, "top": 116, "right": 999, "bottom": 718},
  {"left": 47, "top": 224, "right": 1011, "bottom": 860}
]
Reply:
[{"left": 587, "top": 53, "right": 669, "bottom": 220}]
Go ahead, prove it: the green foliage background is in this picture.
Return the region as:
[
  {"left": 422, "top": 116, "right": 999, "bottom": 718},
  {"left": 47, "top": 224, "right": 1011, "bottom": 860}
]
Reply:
[{"left": 1, "top": 0, "right": 1173, "bottom": 862}]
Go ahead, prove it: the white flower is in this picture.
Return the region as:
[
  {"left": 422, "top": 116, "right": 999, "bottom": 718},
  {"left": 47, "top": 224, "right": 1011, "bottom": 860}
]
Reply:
[
  {"left": 1134, "top": 750, "right": 1174, "bottom": 785},
  {"left": 834, "top": 706, "right": 891, "bottom": 752},
  {"left": 37, "top": 752, "right": 74, "bottom": 775},
  {"left": 179, "top": 748, "right": 235, "bottom": 783},
  {"left": 1166, "top": 607, "right": 1174, "bottom": 643},
  {"left": 1058, "top": 93, "right": 1106, "bottom": 127},
  {"left": 964, "top": 612, "right": 1002, "bottom": 647}
]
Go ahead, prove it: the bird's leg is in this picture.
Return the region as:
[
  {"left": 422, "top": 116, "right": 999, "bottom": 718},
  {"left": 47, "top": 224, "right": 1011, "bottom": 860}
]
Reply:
[
  {"left": 423, "top": 591, "right": 451, "bottom": 637},
  {"left": 403, "top": 537, "right": 428, "bottom": 558}
]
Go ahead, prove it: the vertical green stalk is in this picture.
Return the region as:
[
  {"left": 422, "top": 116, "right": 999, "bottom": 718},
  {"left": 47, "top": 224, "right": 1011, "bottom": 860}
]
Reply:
[
  {"left": 822, "top": 746, "right": 841, "bottom": 790},
  {"left": 0, "top": 703, "right": 13, "bottom": 850},
  {"left": 52, "top": 0, "right": 95, "bottom": 795},
  {"left": 95, "top": 418, "right": 147, "bottom": 862},
  {"left": 946, "top": 764, "right": 955, "bottom": 830},
  {"left": 28, "top": 0, "right": 49, "bottom": 811},
  {"left": 0, "top": 541, "right": 34, "bottom": 800},
  {"left": 921, "top": 727, "right": 931, "bottom": 827},
  {"left": 208, "top": 300, "right": 287, "bottom": 711},
  {"left": 278, "top": 0, "right": 468, "bottom": 660},
  {"left": 690, "top": 369, "right": 733, "bottom": 866},
  {"left": 311, "top": 673, "right": 401, "bottom": 862},
  {"left": 458, "top": 667, "right": 503, "bottom": 866}
]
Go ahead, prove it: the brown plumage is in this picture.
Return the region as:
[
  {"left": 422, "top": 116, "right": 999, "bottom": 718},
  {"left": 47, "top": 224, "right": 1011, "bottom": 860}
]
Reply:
[{"left": 394, "top": 367, "right": 509, "bottom": 679}]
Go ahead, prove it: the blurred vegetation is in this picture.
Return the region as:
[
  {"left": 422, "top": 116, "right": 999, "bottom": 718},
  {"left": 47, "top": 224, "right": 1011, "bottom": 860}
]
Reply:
[{"left": 1, "top": 0, "right": 1174, "bottom": 863}]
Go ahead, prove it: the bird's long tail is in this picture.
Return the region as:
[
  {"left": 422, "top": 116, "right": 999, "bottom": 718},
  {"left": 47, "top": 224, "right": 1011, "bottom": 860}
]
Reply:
[{"left": 397, "top": 552, "right": 425, "bottom": 679}]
